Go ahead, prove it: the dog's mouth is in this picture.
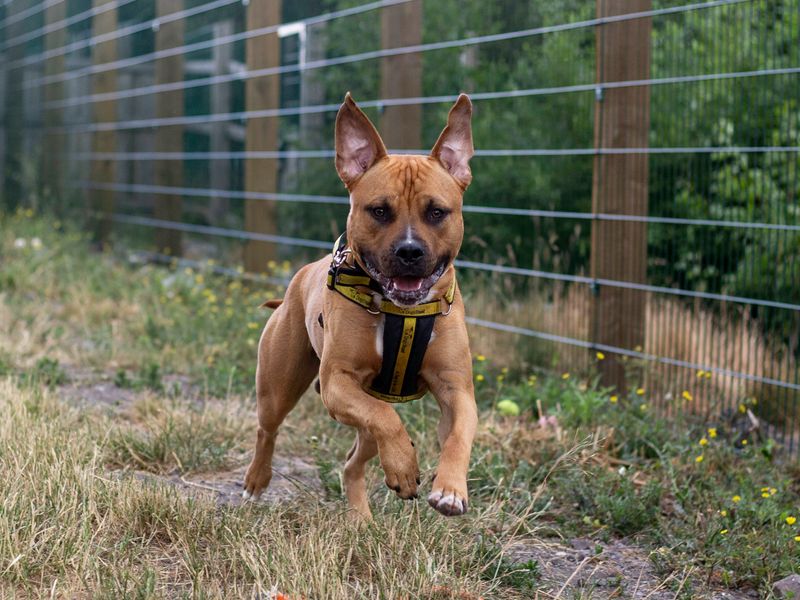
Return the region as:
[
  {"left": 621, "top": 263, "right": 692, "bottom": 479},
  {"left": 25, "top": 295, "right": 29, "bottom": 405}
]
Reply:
[{"left": 362, "top": 258, "right": 448, "bottom": 306}]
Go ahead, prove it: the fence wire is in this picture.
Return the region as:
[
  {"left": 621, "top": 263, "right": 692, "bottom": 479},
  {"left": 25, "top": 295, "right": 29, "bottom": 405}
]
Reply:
[{"left": 2, "top": 0, "right": 799, "bottom": 452}]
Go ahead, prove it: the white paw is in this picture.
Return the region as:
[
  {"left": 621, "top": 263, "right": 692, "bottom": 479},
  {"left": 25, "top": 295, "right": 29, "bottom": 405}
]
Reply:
[
  {"left": 242, "top": 489, "right": 261, "bottom": 501},
  {"left": 427, "top": 490, "right": 467, "bottom": 516}
]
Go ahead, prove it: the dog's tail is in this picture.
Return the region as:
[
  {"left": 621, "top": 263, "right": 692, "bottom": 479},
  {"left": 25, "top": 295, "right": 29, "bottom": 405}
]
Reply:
[{"left": 261, "top": 299, "right": 283, "bottom": 309}]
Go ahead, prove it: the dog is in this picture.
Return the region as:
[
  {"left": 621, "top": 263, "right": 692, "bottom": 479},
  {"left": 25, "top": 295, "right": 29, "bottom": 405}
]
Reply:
[{"left": 242, "top": 93, "right": 477, "bottom": 519}]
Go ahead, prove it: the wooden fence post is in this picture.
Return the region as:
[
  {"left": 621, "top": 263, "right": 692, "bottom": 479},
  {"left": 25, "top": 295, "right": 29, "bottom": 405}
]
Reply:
[
  {"left": 380, "top": 0, "right": 422, "bottom": 150},
  {"left": 154, "top": 0, "right": 185, "bottom": 256},
  {"left": 590, "top": 0, "right": 652, "bottom": 390},
  {"left": 209, "top": 19, "right": 233, "bottom": 225},
  {"left": 89, "top": 0, "right": 118, "bottom": 247},
  {"left": 2, "top": 0, "right": 31, "bottom": 209},
  {"left": 43, "top": 0, "right": 68, "bottom": 201},
  {"left": 243, "top": 0, "right": 280, "bottom": 272}
]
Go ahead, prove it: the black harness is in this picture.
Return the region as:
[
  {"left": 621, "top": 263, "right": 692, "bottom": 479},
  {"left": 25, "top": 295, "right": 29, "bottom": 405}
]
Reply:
[{"left": 326, "top": 235, "right": 456, "bottom": 403}]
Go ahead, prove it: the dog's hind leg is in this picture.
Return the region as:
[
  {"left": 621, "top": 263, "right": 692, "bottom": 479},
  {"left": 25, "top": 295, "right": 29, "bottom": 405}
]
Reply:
[
  {"left": 243, "top": 302, "right": 319, "bottom": 501},
  {"left": 343, "top": 429, "right": 378, "bottom": 519}
]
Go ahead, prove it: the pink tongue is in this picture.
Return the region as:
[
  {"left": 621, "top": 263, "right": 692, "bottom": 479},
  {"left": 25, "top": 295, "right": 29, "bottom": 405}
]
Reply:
[{"left": 393, "top": 277, "right": 424, "bottom": 292}]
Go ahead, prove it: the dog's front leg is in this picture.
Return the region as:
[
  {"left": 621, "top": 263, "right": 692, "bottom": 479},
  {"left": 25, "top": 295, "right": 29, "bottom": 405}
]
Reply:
[
  {"left": 425, "top": 368, "right": 478, "bottom": 516},
  {"left": 320, "top": 370, "right": 420, "bottom": 507}
]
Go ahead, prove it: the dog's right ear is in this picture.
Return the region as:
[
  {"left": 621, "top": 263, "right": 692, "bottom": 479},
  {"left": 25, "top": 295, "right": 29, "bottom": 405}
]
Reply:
[{"left": 335, "top": 92, "right": 387, "bottom": 188}]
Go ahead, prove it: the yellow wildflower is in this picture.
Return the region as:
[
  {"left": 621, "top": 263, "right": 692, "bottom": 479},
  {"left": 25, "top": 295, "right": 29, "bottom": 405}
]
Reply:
[
  {"left": 476, "top": 374, "right": 485, "bottom": 382},
  {"left": 497, "top": 375, "right": 505, "bottom": 383},
  {"left": 247, "top": 322, "right": 260, "bottom": 330},
  {"left": 640, "top": 403, "right": 648, "bottom": 411},
  {"left": 636, "top": 388, "right": 645, "bottom": 396},
  {"left": 681, "top": 390, "right": 693, "bottom": 402},
  {"left": 194, "top": 274, "right": 204, "bottom": 285},
  {"left": 720, "top": 510, "right": 727, "bottom": 517},
  {"left": 795, "top": 536, "right": 800, "bottom": 542},
  {"left": 708, "top": 428, "right": 718, "bottom": 438},
  {"left": 770, "top": 488, "right": 777, "bottom": 495},
  {"left": 761, "top": 492, "right": 769, "bottom": 498},
  {"left": 476, "top": 354, "right": 486, "bottom": 362},
  {"left": 741, "top": 439, "right": 748, "bottom": 446},
  {"left": 596, "top": 352, "right": 605, "bottom": 360},
  {"left": 610, "top": 395, "right": 619, "bottom": 404},
  {"left": 732, "top": 495, "right": 741, "bottom": 503},
  {"left": 704, "top": 371, "right": 711, "bottom": 379},
  {"left": 699, "top": 438, "right": 708, "bottom": 446},
  {"left": 738, "top": 404, "right": 747, "bottom": 414},
  {"left": 697, "top": 370, "right": 706, "bottom": 378},
  {"left": 787, "top": 516, "right": 797, "bottom": 525},
  {"left": 695, "top": 455, "right": 704, "bottom": 463},
  {"left": 501, "top": 367, "right": 509, "bottom": 374},
  {"left": 720, "top": 529, "right": 728, "bottom": 535},
  {"left": 561, "top": 372, "right": 570, "bottom": 380}
]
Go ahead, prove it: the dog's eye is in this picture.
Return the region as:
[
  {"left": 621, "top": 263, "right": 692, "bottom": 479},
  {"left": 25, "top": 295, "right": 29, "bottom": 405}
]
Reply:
[
  {"left": 371, "top": 206, "right": 389, "bottom": 222},
  {"left": 427, "top": 207, "right": 448, "bottom": 223}
]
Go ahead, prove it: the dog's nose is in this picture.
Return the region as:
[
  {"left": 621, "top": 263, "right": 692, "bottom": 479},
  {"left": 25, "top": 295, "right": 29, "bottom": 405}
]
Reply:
[{"left": 394, "top": 241, "right": 425, "bottom": 265}]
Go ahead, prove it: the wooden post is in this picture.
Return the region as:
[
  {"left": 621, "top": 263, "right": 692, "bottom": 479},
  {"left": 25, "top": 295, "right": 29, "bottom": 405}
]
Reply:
[
  {"left": 209, "top": 19, "right": 233, "bottom": 225},
  {"left": 2, "top": 0, "right": 31, "bottom": 209},
  {"left": 243, "top": 0, "right": 281, "bottom": 272},
  {"left": 154, "top": 0, "right": 185, "bottom": 255},
  {"left": 380, "top": 0, "right": 422, "bottom": 150},
  {"left": 590, "top": 0, "right": 652, "bottom": 390},
  {"left": 89, "top": 0, "right": 118, "bottom": 247},
  {"left": 43, "top": 0, "right": 68, "bottom": 201}
]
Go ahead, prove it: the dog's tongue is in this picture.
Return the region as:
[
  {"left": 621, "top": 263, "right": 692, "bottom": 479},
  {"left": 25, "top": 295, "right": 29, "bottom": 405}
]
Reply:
[{"left": 392, "top": 277, "right": 424, "bottom": 292}]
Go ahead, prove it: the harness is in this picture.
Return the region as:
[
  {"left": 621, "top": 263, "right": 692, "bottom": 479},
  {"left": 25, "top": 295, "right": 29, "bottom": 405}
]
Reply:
[{"left": 326, "top": 234, "right": 456, "bottom": 403}]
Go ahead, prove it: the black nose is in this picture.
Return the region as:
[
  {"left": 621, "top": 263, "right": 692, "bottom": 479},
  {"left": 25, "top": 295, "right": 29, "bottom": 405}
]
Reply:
[{"left": 394, "top": 241, "right": 425, "bottom": 265}]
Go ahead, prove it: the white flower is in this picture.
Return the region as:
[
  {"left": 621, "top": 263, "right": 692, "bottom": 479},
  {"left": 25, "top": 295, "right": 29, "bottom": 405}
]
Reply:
[
  {"left": 30, "top": 237, "right": 42, "bottom": 249},
  {"left": 13, "top": 238, "right": 26, "bottom": 249}
]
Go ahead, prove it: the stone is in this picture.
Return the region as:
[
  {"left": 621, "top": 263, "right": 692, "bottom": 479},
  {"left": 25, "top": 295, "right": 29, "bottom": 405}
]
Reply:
[{"left": 774, "top": 574, "right": 800, "bottom": 599}]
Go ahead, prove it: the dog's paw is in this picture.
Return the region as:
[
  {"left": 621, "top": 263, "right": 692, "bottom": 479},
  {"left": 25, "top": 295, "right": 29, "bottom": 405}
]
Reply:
[
  {"left": 379, "top": 439, "right": 420, "bottom": 500},
  {"left": 242, "top": 464, "right": 271, "bottom": 502},
  {"left": 428, "top": 483, "right": 468, "bottom": 516}
]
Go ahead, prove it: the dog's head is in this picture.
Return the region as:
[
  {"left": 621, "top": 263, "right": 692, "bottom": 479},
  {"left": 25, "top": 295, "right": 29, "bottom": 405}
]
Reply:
[{"left": 334, "top": 93, "right": 474, "bottom": 306}]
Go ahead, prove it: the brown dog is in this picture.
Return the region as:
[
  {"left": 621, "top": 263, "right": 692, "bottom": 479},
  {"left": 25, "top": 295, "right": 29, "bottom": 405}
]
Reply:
[{"left": 242, "top": 93, "right": 477, "bottom": 518}]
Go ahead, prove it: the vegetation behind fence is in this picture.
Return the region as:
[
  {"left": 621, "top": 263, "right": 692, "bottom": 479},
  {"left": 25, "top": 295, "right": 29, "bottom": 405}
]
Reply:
[{"left": 1, "top": 0, "right": 799, "bottom": 449}]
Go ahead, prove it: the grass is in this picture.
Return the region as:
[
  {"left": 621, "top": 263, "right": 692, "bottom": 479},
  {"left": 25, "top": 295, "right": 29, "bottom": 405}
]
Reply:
[{"left": 1, "top": 208, "right": 800, "bottom": 597}]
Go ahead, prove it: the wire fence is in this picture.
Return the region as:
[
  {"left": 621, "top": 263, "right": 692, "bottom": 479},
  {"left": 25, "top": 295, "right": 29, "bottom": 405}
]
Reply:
[{"left": 2, "top": 0, "right": 799, "bottom": 451}]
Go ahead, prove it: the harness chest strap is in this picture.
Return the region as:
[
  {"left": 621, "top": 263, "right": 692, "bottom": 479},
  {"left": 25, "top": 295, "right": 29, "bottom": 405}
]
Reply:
[{"left": 326, "top": 235, "right": 456, "bottom": 403}]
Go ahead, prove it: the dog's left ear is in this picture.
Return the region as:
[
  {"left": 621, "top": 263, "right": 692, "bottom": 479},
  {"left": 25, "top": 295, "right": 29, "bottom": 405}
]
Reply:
[{"left": 431, "top": 94, "right": 474, "bottom": 189}]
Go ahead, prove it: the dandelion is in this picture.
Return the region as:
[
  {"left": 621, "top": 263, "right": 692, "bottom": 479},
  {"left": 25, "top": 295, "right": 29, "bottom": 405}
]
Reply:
[
  {"left": 697, "top": 370, "right": 706, "bottom": 378},
  {"left": 704, "top": 371, "right": 711, "bottom": 379},
  {"left": 708, "top": 427, "right": 718, "bottom": 438},
  {"left": 695, "top": 455, "right": 704, "bottom": 463},
  {"left": 681, "top": 390, "right": 693, "bottom": 402},
  {"left": 636, "top": 387, "right": 645, "bottom": 396},
  {"left": 610, "top": 395, "right": 619, "bottom": 404},
  {"left": 738, "top": 404, "right": 747, "bottom": 414},
  {"left": 699, "top": 438, "right": 708, "bottom": 447},
  {"left": 761, "top": 492, "right": 770, "bottom": 498},
  {"left": 476, "top": 354, "right": 486, "bottom": 362},
  {"left": 195, "top": 274, "right": 204, "bottom": 285},
  {"left": 720, "top": 529, "right": 728, "bottom": 535},
  {"left": 732, "top": 495, "right": 741, "bottom": 503},
  {"left": 497, "top": 374, "right": 505, "bottom": 383},
  {"left": 787, "top": 516, "right": 797, "bottom": 525},
  {"left": 770, "top": 488, "right": 777, "bottom": 495},
  {"left": 720, "top": 510, "right": 727, "bottom": 517},
  {"left": 561, "top": 372, "right": 570, "bottom": 380},
  {"left": 501, "top": 367, "right": 509, "bottom": 374},
  {"left": 640, "top": 403, "right": 648, "bottom": 411},
  {"left": 741, "top": 439, "right": 748, "bottom": 446},
  {"left": 795, "top": 536, "right": 800, "bottom": 542},
  {"left": 596, "top": 352, "right": 605, "bottom": 360},
  {"left": 476, "top": 374, "right": 485, "bottom": 382}
]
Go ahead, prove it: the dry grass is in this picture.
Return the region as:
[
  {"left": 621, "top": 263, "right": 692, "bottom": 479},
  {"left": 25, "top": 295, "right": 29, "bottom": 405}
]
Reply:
[{"left": 466, "top": 278, "right": 797, "bottom": 419}]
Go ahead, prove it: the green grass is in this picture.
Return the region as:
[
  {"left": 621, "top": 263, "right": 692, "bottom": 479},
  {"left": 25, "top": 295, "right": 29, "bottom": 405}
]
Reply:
[{"left": 1, "top": 209, "right": 800, "bottom": 597}]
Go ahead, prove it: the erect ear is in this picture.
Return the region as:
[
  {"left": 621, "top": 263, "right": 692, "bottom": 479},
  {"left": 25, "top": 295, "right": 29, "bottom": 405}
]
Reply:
[
  {"left": 334, "top": 92, "right": 387, "bottom": 188},
  {"left": 430, "top": 93, "right": 474, "bottom": 189}
]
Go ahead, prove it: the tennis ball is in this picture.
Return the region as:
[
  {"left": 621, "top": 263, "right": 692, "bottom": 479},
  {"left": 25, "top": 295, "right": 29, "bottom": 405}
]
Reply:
[{"left": 496, "top": 399, "right": 520, "bottom": 417}]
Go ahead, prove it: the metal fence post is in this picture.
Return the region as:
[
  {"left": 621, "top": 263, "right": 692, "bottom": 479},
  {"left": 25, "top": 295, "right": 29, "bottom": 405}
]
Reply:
[
  {"left": 243, "top": 0, "right": 280, "bottom": 273},
  {"left": 89, "top": 0, "right": 118, "bottom": 248},
  {"left": 380, "top": 0, "right": 422, "bottom": 150},
  {"left": 154, "top": 0, "right": 185, "bottom": 256},
  {"left": 42, "top": 2, "right": 67, "bottom": 203},
  {"left": 590, "top": 0, "right": 652, "bottom": 390}
]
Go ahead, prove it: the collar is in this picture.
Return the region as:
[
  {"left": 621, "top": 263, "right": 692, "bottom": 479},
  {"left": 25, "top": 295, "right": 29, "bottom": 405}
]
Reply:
[{"left": 326, "top": 233, "right": 456, "bottom": 317}]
